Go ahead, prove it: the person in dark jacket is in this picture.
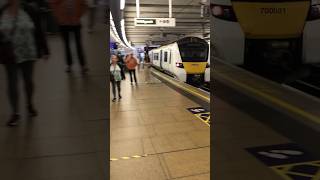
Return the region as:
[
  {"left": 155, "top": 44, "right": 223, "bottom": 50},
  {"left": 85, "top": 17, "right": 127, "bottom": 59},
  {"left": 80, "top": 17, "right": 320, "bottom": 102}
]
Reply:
[
  {"left": 117, "top": 53, "right": 125, "bottom": 80},
  {"left": 22, "top": 0, "right": 50, "bottom": 58}
]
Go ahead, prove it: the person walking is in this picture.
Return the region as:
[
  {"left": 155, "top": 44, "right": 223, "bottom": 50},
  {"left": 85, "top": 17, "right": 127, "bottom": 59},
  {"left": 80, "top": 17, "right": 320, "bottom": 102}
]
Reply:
[
  {"left": 116, "top": 52, "right": 126, "bottom": 80},
  {"left": 0, "top": 0, "right": 48, "bottom": 126},
  {"left": 49, "top": 0, "right": 88, "bottom": 73},
  {"left": 110, "top": 55, "right": 122, "bottom": 102},
  {"left": 22, "top": 0, "right": 50, "bottom": 58},
  {"left": 87, "top": 0, "right": 97, "bottom": 33},
  {"left": 125, "top": 53, "right": 138, "bottom": 84}
]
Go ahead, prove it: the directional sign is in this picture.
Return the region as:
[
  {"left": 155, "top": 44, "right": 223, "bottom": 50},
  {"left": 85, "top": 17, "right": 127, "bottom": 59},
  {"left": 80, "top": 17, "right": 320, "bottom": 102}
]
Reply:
[
  {"left": 246, "top": 143, "right": 316, "bottom": 166},
  {"left": 246, "top": 143, "right": 320, "bottom": 180},
  {"left": 187, "top": 107, "right": 207, "bottom": 114},
  {"left": 134, "top": 18, "right": 176, "bottom": 27},
  {"left": 187, "top": 107, "right": 210, "bottom": 126}
]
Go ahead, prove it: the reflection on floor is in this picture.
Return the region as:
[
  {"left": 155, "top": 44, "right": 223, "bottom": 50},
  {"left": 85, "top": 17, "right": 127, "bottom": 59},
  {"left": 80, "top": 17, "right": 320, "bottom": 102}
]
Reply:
[{"left": 110, "top": 65, "right": 210, "bottom": 180}]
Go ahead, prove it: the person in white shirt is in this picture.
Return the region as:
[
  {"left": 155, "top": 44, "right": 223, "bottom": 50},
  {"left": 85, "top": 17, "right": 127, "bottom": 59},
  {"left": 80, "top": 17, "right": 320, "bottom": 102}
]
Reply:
[{"left": 110, "top": 55, "right": 122, "bottom": 102}]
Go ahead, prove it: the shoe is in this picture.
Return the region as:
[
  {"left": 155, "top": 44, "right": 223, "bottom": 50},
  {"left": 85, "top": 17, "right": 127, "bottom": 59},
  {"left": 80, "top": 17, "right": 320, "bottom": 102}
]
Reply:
[
  {"left": 130, "top": 82, "right": 133, "bottom": 85},
  {"left": 118, "top": 95, "right": 122, "bottom": 99},
  {"left": 112, "top": 98, "right": 116, "bottom": 102},
  {"left": 66, "top": 66, "right": 72, "bottom": 73},
  {"left": 28, "top": 106, "right": 38, "bottom": 117},
  {"left": 6, "top": 114, "right": 20, "bottom": 127},
  {"left": 81, "top": 67, "right": 89, "bottom": 74}
]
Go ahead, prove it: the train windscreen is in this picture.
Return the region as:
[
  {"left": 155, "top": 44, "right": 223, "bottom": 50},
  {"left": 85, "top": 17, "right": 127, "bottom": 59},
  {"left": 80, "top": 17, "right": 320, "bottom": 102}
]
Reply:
[{"left": 178, "top": 42, "right": 208, "bottom": 62}]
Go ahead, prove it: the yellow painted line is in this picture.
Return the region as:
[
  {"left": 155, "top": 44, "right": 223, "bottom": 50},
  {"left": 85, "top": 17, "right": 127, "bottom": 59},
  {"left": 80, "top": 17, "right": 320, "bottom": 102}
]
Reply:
[
  {"left": 270, "top": 160, "right": 320, "bottom": 180},
  {"left": 216, "top": 72, "right": 320, "bottom": 125},
  {"left": 110, "top": 154, "right": 148, "bottom": 161},
  {"left": 132, "top": 155, "right": 141, "bottom": 158},
  {"left": 194, "top": 113, "right": 210, "bottom": 127},
  {"left": 151, "top": 70, "right": 210, "bottom": 103},
  {"left": 271, "top": 160, "right": 320, "bottom": 168}
]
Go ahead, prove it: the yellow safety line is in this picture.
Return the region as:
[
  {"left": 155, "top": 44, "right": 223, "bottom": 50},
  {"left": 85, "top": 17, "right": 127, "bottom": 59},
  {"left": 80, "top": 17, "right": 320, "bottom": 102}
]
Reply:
[
  {"left": 110, "top": 154, "right": 148, "bottom": 161},
  {"left": 151, "top": 70, "right": 210, "bottom": 103},
  {"left": 271, "top": 161, "right": 320, "bottom": 179},
  {"left": 271, "top": 160, "right": 320, "bottom": 168},
  {"left": 194, "top": 113, "right": 211, "bottom": 127},
  {"left": 215, "top": 72, "right": 320, "bottom": 125}
]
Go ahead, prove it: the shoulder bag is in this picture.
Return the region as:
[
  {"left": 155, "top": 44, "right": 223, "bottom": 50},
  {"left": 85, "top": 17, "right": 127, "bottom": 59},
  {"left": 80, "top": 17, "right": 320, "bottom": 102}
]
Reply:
[{"left": 0, "top": 4, "right": 18, "bottom": 65}]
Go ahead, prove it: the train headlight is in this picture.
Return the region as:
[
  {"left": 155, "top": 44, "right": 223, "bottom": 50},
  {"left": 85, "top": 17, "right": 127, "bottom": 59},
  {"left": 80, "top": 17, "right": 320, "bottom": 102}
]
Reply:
[
  {"left": 176, "top": 62, "right": 184, "bottom": 68},
  {"left": 210, "top": 4, "right": 237, "bottom": 22},
  {"left": 307, "top": 4, "right": 320, "bottom": 21}
]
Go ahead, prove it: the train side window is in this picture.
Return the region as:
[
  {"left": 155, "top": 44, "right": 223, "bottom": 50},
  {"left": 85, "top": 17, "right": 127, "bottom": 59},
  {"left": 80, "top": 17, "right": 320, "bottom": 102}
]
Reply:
[
  {"left": 164, "top": 51, "right": 168, "bottom": 62},
  {"left": 154, "top": 53, "right": 159, "bottom": 60},
  {"left": 169, "top": 51, "right": 172, "bottom": 64}
]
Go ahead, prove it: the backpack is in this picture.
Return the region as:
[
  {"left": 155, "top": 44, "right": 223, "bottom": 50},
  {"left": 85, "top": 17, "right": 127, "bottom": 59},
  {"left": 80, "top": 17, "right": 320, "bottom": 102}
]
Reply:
[
  {"left": 0, "top": 4, "right": 17, "bottom": 64},
  {"left": 22, "top": 1, "right": 49, "bottom": 58},
  {"left": 117, "top": 62, "right": 126, "bottom": 80}
]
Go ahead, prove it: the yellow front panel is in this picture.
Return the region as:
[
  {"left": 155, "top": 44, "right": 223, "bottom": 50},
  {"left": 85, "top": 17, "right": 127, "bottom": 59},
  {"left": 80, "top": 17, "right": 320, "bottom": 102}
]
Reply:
[
  {"left": 232, "top": 2, "right": 310, "bottom": 39},
  {"left": 183, "top": 62, "right": 207, "bottom": 74}
]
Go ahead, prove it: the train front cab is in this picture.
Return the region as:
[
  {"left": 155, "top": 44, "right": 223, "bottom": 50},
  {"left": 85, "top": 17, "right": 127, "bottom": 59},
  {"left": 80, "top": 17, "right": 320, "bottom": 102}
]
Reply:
[
  {"left": 205, "top": 44, "right": 211, "bottom": 83},
  {"left": 211, "top": 0, "right": 320, "bottom": 66},
  {"left": 176, "top": 37, "right": 209, "bottom": 84}
]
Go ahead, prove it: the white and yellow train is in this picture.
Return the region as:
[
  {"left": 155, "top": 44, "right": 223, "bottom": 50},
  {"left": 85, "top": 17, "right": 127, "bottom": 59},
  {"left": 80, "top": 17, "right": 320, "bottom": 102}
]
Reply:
[
  {"left": 211, "top": 0, "right": 320, "bottom": 67},
  {"left": 149, "top": 37, "right": 210, "bottom": 84}
]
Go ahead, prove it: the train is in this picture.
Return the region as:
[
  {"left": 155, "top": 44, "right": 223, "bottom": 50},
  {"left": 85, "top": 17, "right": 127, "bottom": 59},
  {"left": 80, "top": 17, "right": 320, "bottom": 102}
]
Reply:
[
  {"left": 149, "top": 37, "right": 210, "bottom": 84},
  {"left": 211, "top": 0, "right": 320, "bottom": 68}
]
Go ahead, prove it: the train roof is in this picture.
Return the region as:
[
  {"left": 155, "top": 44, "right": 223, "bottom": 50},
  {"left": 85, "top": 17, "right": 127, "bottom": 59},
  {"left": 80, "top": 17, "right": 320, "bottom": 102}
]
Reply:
[{"left": 150, "top": 36, "right": 208, "bottom": 51}]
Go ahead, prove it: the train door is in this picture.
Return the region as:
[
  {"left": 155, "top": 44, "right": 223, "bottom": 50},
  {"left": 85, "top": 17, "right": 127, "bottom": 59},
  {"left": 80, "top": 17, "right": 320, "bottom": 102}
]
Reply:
[
  {"left": 163, "top": 51, "right": 169, "bottom": 71},
  {"left": 168, "top": 50, "right": 172, "bottom": 72},
  {"left": 160, "top": 50, "right": 163, "bottom": 69}
]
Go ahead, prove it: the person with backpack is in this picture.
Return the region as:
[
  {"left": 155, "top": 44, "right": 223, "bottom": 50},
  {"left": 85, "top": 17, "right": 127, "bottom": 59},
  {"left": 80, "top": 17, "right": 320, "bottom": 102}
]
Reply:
[
  {"left": 0, "top": 0, "right": 48, "bottom": 126},
  {"left": 125, "top": 53, "right": 138, "bottom": 84}
]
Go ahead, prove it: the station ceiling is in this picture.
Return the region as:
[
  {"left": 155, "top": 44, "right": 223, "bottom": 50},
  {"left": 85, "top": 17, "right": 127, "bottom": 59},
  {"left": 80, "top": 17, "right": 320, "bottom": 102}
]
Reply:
[{"left": 124, "top": 0, "right": 210, "bottom": 46}]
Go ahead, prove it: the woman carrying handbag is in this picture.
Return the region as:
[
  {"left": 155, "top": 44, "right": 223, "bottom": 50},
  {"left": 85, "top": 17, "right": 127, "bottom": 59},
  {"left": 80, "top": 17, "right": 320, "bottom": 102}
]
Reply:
[
  {"left": 110, "top": 55, "right": 122, "bottom": 102},
  {"left": 0, "top": 0, "right": 46, "bottom": 126}
]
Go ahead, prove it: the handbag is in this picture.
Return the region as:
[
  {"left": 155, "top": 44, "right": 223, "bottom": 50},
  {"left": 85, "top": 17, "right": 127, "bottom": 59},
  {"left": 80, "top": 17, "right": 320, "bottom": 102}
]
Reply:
[
  {"left": 110, "top": 72, "right": 115, "bottom": 82},
  {"left": 110, "top": 64, "right": 115, "bottom": 82},
  {"left": 118, "top": 62, "right": 126, "bottom": 80},
  {"left": 0, "top": 4, "right": 18, "bottom": 65}
]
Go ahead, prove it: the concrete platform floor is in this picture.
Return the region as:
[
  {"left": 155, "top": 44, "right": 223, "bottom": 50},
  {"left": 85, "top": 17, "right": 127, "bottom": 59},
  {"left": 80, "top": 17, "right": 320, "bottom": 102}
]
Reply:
[
  {"left": 213, "top": 97, "right": 295, "bottom": 180},
  {"left": 110, "top": 66, "right": 210, "bottom": 180}
]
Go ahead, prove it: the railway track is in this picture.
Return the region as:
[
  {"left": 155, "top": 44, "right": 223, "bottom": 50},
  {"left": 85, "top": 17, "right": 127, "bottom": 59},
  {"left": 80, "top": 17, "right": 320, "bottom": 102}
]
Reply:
[
  {"left": 285, "top": 65, "right": 320, "bottom": 98},
  {"left": 199, "top": 83, "right": 210, "bottom": 92}
]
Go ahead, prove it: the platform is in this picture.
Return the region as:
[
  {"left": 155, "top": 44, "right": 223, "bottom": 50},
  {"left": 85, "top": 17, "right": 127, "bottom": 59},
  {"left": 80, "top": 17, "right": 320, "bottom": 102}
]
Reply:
[
  {"left": 110, "top": 66, "right": 210, "bottom": 180},
  {"left": 213, "top": 58, "right": 320, "bottom": 155},
  {"left": 212, "top": 58, "right": 320, "bottom": 179}
]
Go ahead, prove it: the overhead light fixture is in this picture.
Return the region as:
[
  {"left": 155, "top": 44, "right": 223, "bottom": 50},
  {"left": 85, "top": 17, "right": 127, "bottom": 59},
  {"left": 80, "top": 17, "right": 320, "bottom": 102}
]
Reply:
[
  {"left": 136, "top": 0, "right": 140, "bottom": 17},
  {"left": 110, "top": 12, "right": 126, "bottom": 47},
  {"left": 120, "top": 0, "right": 125, "bottom": 10},
  {"left": 110, "top": 11, "right": 134, "bottom": 49},
  {"left": 120, "top": 19, "right": 134, "bottom": 49}
]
